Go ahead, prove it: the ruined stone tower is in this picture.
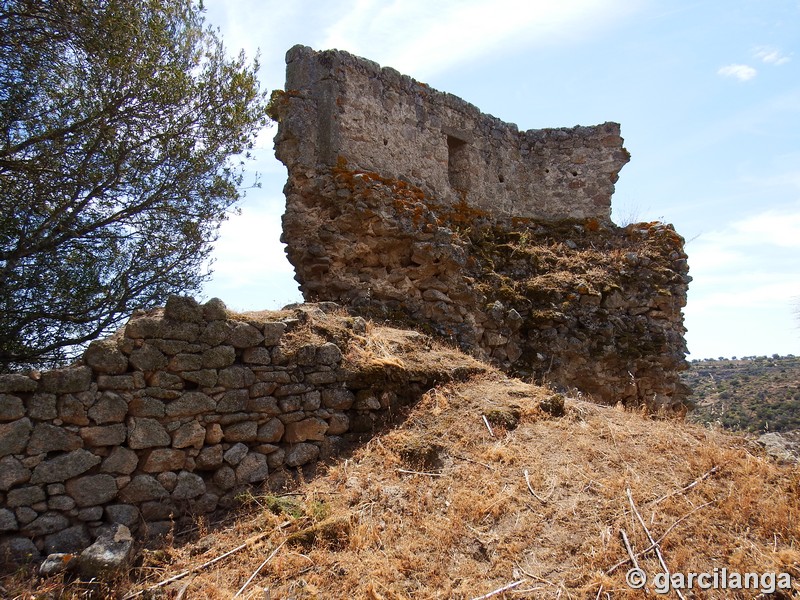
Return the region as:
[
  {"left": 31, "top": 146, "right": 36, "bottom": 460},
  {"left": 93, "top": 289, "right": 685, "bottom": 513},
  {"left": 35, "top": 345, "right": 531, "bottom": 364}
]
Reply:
[{"left": 273, "top": 45, "right": 691, "bottom": 409}]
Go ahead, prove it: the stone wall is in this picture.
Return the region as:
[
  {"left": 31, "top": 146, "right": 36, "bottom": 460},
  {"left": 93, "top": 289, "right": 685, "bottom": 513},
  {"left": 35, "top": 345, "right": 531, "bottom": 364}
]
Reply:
[
  {"left": 276, "top": 45, "right": 629, "bottom": 221},
  {"left": 274, "top": 46, "right": 691, "bottom": 410},
  {"left": 0, "top": 297, "right": 482, "bottom": 559}
]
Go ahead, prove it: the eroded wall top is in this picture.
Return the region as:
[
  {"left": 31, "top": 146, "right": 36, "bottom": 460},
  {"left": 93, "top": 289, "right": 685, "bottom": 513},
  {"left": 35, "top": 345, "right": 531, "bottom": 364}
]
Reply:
[{"left": 275, "top": 45, "right": 630, "bottom": 221}]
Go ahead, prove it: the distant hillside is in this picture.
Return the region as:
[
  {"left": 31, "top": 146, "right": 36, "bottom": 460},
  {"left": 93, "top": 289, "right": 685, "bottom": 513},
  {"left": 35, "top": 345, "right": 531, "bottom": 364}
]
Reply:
[{"left": 683, "top": 355, "right": 800, "bottom": 433}]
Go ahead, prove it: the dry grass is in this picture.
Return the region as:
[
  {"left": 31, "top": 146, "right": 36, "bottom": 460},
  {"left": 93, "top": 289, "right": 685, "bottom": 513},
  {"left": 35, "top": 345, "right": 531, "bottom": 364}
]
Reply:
[{"left": 4, "top": 331, "right": 800, "bottom": 599}]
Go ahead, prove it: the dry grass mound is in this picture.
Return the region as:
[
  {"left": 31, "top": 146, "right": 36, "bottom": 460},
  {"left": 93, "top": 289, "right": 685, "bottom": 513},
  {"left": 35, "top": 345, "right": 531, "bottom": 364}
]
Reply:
[{"left": 4, "top": 354, "right": 800, "bottom": 598}]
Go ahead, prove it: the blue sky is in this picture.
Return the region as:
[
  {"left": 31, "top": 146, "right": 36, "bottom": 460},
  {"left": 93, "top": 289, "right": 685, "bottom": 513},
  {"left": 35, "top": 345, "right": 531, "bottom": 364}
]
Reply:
[{"left": 200, "top": 0, "right": 800, "bottom": 360}]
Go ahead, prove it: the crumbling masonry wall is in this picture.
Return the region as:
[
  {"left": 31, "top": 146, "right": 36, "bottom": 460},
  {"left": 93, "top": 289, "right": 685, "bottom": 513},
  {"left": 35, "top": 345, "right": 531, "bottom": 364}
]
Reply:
[
  {"left": 0, "top": 297, "right": 481, "bottom": 559},
  {"left": 275, "top": 46, "right": 691, "bottom": 408}
]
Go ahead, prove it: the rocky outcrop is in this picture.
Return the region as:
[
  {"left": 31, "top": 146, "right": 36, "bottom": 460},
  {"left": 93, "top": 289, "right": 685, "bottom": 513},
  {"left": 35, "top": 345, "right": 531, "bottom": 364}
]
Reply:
[
  {"left": 0, "top": 297, "right": 485, "bottom": 559},
  {"left": 274, "top": 46, "right": 691, "bottom": 409}
]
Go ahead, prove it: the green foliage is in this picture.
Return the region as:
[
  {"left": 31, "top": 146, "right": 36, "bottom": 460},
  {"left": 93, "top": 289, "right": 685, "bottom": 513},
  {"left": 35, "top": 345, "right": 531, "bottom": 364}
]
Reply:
[
  {"left": 0, "top": 0, "right": 270, "bottom": 371},
  {"left": 684, "top": 355, "right": 800, "bottom": 433}
]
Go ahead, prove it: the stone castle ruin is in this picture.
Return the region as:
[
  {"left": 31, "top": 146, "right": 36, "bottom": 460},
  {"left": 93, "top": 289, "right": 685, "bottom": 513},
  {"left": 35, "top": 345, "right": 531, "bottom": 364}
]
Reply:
[
  {"left": 0, "top": 46, "right": 691, "bottom": 562},
  {"left": 275, "top": 45, "right": 691, "bottom": 409}
]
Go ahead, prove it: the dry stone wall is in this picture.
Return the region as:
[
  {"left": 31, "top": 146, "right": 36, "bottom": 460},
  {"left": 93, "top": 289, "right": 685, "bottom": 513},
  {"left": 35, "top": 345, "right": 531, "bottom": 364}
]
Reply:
[
  {"left": 274, "top": 46, "right": 691, "bottom": 410},
  {"left": 0, "top": 297, "right": 476, "bottom": 560}
]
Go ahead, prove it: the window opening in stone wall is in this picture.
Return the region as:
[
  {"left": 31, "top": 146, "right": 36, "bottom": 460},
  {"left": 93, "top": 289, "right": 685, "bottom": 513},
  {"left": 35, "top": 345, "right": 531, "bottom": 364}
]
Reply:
[{"left": 447, "top": 135, "right": 470, "bottom": 192}]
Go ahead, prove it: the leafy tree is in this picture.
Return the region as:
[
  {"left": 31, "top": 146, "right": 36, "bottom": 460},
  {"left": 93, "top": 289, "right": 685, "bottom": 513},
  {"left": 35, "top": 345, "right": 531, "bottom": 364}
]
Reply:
[{"left": 0, "top": 0, "right": 269, "bottom": 371}]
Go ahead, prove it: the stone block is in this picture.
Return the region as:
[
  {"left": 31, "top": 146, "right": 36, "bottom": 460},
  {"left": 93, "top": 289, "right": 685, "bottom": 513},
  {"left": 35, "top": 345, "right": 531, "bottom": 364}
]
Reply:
[
  {"left": 257, "top": 370, "right": 292, "bottom": 383},
  {"left": 172, "top": 420, "right": 206, "bottom": 449},
  {"left": 316, "top": 342, "right": 343, "bottom": 365},
  {"left": 302, "top": 391, "right": 321, "bottom": 410},
  {"left": 266, "top": 448, "right": 285, "bottom": 469},
  {"left": 0, "top": 456, "right": 31, "bottom": 490},
  {"left": 285, "top": 443, "right": 320, "bottom": 467},
  {"left": 128, "top": 343, "right": 168, "bottom": 371},
  {"left": 118, "top": 475, "right": 169, "bottom": 503},
  {"left": 305, "top": 371, "right": 338, "bottom": 385},
  {"left": 88, "top": 391, "right": 128, "bottom": 424},
  {"left": 284, "top": 417, "right": 328, "bottom": 443},
  {"left": 278, "top": 395, "right": 302, "bottom": 412},
  {"left": 0, "top": 394, "right": 24, "bottom": 421},
  {"left": 147, "top": 370, "right": 184, "bottom": 390},
  {"left": 242, "top": 347, "right": 272, "bottom": 365},
  {"left": 48, "top": 495, "right": 76, "bottom": 511},
  {"left": 223, "top": 421, "right": 258, "bottom": 443},
  {"left": 28, "top": 393, "right": 57, "bottom": 420},
  {"left": 172, "top": 471, "right": 206, "bottom": 500},
  {"left": 127, "top": 417, "right": 170, "bottom": 449},
  {"left": 195, "top": 445, "right": 223, "bottom": 470},
  {"left": 0, "top": 536, "right": 40, "bottom": 563},
  {"left": 40, "top": 366, "right": 92, "bottom": 394},
  {"left": 31, "top": 448, "right": 101, "bottom": 484},
  {"left": 202, "top": 298, "right": 228, "bottom": 321},
  {"left": 21, "top": 512, "right": 70, "bottom": 536},
  {"left": 246, "top": 396, "right": 280, "bottom": 414},
  {"left": 223, "top": 442, "right": 249, "bottom": 466},
  {"left": 165, "top": 392, "right": 215, "bottom": 417},
  {"left": 0, "top": 417, "right": 32, "bottom": 457},
  {"left": 0, "top": 508, "right": 19, "bottom": 532},
  {"left": 212, "top": 465, "right": 236, "bottom": 490},
  {"left": 57, "top": 395, "right": 89, "bottom": 425},
  {"left": 235, "top": 453, "right": 269, "bottom": 484},
  {"left": 105, "top": 504, "right": 140, "bottom": 527},
  {"left": 28, "top": 423, "right": 83, "bottom": 454},
  {"left": 218, "top": 366, "right": 256, "bottom": 389},
  {"left": 141, "top": 448, "right": 186, "bottom": 472},
  {"left": 327, "top": 412, "right": 350, "bottom": 435},
  {"left": 227, "top": 322, "right": 264, "bottom": 348},
  {"left": 78, "top": 523, "right": 134, "bottom": 578},
  {"left": 218, "top": 389, "right": 249, "bottom": 413},
  {"left": 128, "top": 396, "right": 165, "bottom": 417},
  {"left": 201, "top": 345, "right": 236, "bottom": 369},
  {"left": 164, "top": 295, "right": 204, "bottom": 323},
  {"left": 167, "top": 353, "right": 203, "bottom": 372},
  {"left": 80, "top": 423, "right": 127, "bottom": 446},
  {"left": 7, "top": 485, "right": 46, "bottom": 508},
  {"left": 180, "top": 369, "right": 218, "bottom": 387},
  {"left": 97, "top": 373, "right": 143, "bottom": 391},
  {"left": 256, "top": 418, "right": 285, "bottom": 443},
  {"left": 205, "top": 423, "right": 223, "bottom": 444},
  {"left": 0, "top": 374, "right": 38, "bottom": 394},
  {"left": 84, "top": 339, "right": 129, "bottom": 374},
  {"left": 66, "top": 474, "right": 118, "bottom": 507},
  {"left": 262, "top": 322, "right": 287, "bottom": 346},
  {"left": 321, "top": 388, "right": 355, "bottom": 410}
]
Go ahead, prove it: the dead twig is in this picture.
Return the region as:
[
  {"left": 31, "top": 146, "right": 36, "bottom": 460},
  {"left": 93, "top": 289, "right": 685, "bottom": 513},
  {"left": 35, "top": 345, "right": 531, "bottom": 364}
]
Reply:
[
  {"left": 607, "top": 499, "right": 716, "bottom": 573},
  {"left": 482, "top": 414, "right": 495, "bottom": 437},
  {"left": 453, "top": 453, "right": 495, "bottom": 471},
  {"left": 651, "top": 465, "right": 720, "bottom": 505},
  {"left": 627, "top": 488, "right": 686, "bottom": 600},
  {"left": 523, "top": 469, "right": 554, "bottom": 502},
  {"left": 619, "top": 529, "right": 640, "bottom": 572},
  {"left": 122, "top": 521, "right": 291, "bottom": 599},
  {"left": 513, "top": 561, "right": 558, "bottom": 587},
  {"left": 232, "top": 541, "right": 286, "bottom": 599},
  {"left": 471, "top": 579, "right": 525, "bottom": 600},
  {"left": 396, "top": 468, "right": 443, "bottom": 477}
]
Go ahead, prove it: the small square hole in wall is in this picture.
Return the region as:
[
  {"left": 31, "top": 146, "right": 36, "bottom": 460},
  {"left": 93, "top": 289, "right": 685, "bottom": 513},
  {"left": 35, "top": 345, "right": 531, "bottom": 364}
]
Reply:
[{"left": 447, "top": 135, "right": 470, "bottom": 191}]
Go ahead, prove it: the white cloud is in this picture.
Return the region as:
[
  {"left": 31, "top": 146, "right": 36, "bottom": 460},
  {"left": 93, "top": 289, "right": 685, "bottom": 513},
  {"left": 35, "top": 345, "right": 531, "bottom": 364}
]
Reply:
[
  {"left": 320, "top": 0, "right": 641, "bottom": 79},
  {"left": 729, "top": 210, "right": 800, "bottom": 248},
  {"left": 202, "top": 196, "right": 301, "bottom": 310},
  {"left": 717, "top": 64, "right": 757, "bottom": 81},
  {"left": 687, "top": 206, "right": 800, "bottom": 311},
  {"left": 754, "top": 46, "right": 791, "bottom": 65}
]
